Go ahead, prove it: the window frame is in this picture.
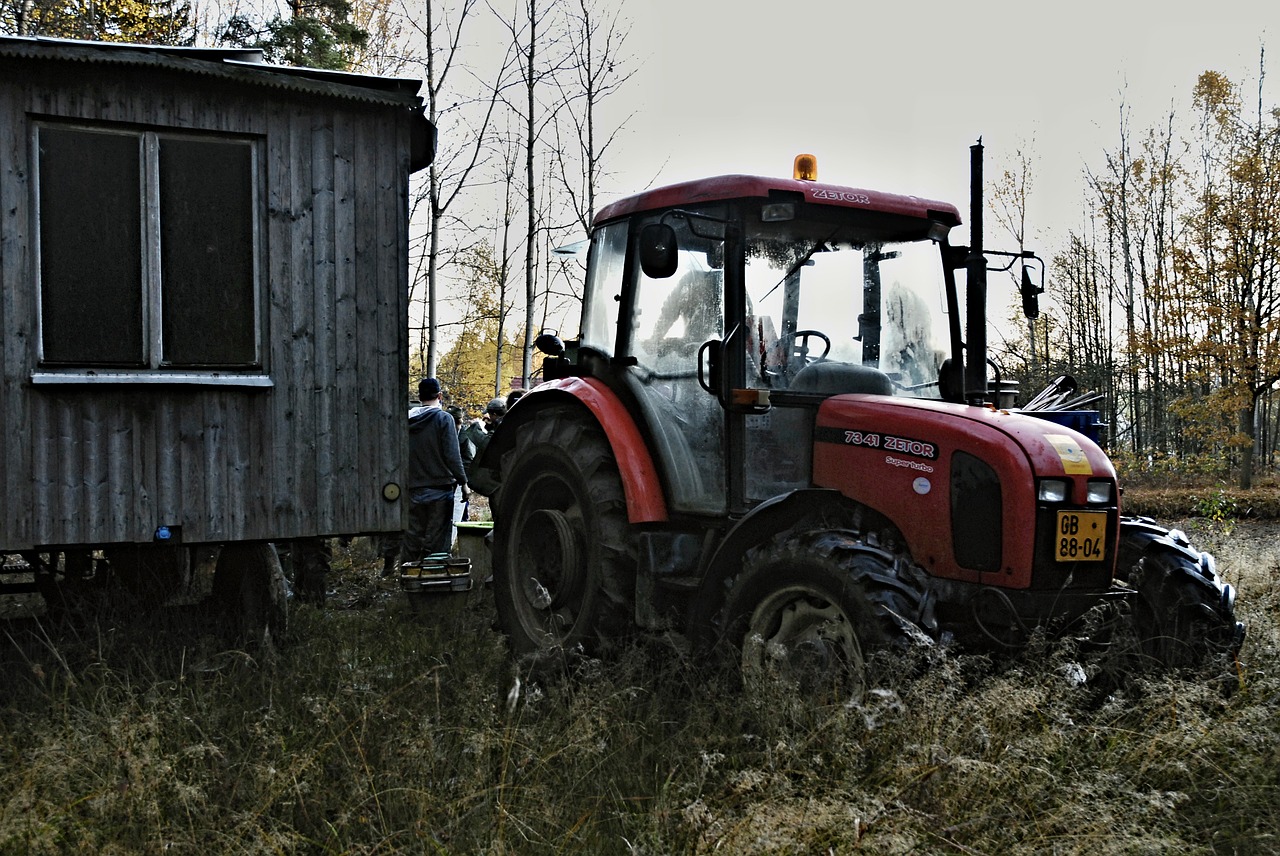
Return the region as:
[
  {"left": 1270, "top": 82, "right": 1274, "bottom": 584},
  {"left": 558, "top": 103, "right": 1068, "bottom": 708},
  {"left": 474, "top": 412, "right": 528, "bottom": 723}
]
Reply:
[{"left": 31, "top": 120, "right": 270, "bottom": 387}]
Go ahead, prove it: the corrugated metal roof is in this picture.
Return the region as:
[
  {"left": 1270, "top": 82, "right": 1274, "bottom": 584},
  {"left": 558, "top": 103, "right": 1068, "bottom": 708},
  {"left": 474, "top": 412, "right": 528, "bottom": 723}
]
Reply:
[{"left": 0, "top": 35, "right": 424, "bottom": 107}]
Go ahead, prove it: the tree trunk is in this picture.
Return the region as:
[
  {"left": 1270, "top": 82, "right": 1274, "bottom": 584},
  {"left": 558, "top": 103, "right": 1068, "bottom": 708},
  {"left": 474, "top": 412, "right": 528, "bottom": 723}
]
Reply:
[
  {"left": 523, "top": 0, "right": 538, "bottom": 390},
  {"left": 1239, "top": 400, "right": 1256, "bottom": 490}
]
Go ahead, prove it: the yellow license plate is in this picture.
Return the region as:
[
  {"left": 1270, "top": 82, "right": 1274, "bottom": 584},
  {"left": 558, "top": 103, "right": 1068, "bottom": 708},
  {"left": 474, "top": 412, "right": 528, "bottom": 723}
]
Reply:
[{"left": 1055, "top": 510, "right": 1108, "bottom": 562}]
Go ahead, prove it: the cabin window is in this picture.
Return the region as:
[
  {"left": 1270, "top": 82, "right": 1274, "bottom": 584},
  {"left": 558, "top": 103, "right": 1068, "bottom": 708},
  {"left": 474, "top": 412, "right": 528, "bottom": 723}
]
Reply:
[{"left": 36, "top": 123, "right": 262, "bottom": 370}]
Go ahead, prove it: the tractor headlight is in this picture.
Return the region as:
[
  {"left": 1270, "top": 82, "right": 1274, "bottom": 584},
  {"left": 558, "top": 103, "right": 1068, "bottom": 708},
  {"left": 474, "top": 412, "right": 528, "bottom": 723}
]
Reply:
[
  {"left": 762, "top": 202, "right": 795, "bottom": 222},
  {"left": 1038, "top": 479, "right": 1069, "bottom": 503},
  {"left": 1086, "top": 480, "right": 1113, "bottom": 504}
]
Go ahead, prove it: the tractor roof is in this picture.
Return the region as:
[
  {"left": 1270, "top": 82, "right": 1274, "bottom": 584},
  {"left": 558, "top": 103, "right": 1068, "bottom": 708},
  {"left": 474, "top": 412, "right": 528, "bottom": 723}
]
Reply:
[{"left": 593, "top": 174, "right": 963, "bottom": 228}]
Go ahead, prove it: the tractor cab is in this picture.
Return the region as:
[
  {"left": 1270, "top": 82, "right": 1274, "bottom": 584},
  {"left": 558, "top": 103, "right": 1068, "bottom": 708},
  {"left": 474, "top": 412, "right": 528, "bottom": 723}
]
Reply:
[{"left": 556, "top": 157, "right": 969, "bottom": 516}]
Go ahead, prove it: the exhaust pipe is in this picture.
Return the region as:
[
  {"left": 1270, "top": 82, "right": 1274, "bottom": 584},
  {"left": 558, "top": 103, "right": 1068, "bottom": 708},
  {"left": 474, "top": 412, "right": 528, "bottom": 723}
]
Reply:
[{"left": 965, "top": 140, "right": 988, "bottom": 405}]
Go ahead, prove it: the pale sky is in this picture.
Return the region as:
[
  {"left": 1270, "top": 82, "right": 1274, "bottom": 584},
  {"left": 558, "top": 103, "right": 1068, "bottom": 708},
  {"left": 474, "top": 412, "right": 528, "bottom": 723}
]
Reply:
[
  {"left": 424, "top": 1, "right": 1275, "bottom": 356},
  {"left": 606, "top": 0, "right": 1276, "bottom": 254}
]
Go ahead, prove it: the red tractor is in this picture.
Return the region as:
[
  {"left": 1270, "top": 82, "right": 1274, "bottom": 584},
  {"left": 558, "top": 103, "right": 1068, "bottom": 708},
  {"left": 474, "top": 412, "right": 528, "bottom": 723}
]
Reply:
[{"left": 477, "top": 144, "right": 1244, "bottom": 690}]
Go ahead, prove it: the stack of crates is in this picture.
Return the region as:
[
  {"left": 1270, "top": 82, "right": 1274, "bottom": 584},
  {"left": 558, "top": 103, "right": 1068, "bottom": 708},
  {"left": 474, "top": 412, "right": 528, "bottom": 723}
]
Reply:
[{"left": 399, "top": 553, "right": 473, "bottom": 594}]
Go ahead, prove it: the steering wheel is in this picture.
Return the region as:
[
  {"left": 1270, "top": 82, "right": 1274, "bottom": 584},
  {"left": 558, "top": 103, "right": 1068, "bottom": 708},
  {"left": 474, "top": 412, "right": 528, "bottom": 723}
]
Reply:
[{"left": 777, "top": 329, "right": 831, "bottom": 367}]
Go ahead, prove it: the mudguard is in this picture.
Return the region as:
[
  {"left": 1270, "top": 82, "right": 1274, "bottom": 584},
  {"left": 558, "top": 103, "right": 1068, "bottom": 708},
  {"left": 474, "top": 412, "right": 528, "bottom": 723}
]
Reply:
[
  {"left": 480, "top": 378, "right": 669, "bottom": 523},
  {"left": 689, "top": 489, "right": 849, "bottom": 628}
]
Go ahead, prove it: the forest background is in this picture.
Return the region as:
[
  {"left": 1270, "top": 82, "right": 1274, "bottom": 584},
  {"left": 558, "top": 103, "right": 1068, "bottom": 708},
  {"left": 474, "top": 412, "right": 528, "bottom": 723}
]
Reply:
[{"left": 4, "top": 0, "right": 1280, "bottom": 490}]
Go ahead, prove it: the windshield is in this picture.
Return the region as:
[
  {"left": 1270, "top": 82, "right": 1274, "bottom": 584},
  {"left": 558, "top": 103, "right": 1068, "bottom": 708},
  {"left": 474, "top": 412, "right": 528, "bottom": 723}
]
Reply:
[{"left": 742, "top": 211, "right": 956, "bottom": 398}]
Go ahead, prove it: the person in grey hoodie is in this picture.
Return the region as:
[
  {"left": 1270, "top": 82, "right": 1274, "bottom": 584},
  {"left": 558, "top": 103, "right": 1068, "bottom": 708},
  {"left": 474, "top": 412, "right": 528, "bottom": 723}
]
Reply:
[{"left": 398, "top": 377, "right": 469, "bottom": 568}]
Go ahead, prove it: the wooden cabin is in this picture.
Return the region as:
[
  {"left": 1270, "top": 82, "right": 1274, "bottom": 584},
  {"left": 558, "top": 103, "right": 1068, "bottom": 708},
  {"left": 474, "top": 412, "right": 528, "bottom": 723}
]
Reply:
[{"left": 0, "top": 37, "right": 431, "bottom": 568}]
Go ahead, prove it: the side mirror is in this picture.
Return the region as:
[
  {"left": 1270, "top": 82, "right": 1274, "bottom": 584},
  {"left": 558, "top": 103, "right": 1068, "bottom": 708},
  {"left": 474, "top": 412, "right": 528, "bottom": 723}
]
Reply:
[
  {"left": 1020, "top": 265, "right": 1043, "bottom": 320},
  {"left": 706, "top": 241, "right": 724, "bottom": 270},
  {"left": 939, "top": 357, "right": 964, "bottom": 402},
  {"left": 640, "top": 223, "right": 678, "bottom": 279},
  {"left": 697, "top": 339, "right": 721, "bottom": 396},
  {"left": 534, "top": 330, "right": 565, "bottom": 357}
]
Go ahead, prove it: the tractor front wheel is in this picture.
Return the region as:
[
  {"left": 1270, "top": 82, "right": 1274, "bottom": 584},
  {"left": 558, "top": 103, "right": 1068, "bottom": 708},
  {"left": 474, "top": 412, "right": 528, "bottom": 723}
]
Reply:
[
  {"left": 492, "top": 405, "right": 636, "bottom": 659},
  {"left": 1116, "top": 518, "right": 1244, "bottom": 669},
  {"left": 722, "top": 530, "right": 931, "bottom": 700}
]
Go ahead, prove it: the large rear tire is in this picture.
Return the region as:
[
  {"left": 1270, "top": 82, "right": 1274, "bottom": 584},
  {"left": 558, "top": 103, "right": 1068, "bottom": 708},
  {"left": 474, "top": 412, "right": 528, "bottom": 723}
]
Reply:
[
  {"left": 1116, "top": 518, "right": 1244, "bottom": 668},
  {"left": 721, "top": 530, "right": 932, "bottom": 700},
  {"left": 492, "top": 404, "right": 636, "bottom": 659}
]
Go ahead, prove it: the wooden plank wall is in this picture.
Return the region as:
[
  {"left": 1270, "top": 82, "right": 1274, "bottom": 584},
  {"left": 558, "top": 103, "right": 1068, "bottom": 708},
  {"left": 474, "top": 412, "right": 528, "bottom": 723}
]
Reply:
[
  {"left": 0, "top": 57, "right": 410, "bottom": 550},
  {"left": 0, "top": 72, "right": 18, "bottom": 551}
]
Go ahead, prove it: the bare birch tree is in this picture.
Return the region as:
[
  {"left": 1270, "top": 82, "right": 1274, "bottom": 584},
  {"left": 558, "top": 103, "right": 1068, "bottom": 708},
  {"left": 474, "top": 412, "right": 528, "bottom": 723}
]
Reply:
[
  {"left": 401, "top": 0, "right": 509, "bottom": 377},
  {"left": 488, "top": 0, "right": 573, "bottom": 388},
  {"left": 551, "top": 0, "right": 634, "bottom": 238}
]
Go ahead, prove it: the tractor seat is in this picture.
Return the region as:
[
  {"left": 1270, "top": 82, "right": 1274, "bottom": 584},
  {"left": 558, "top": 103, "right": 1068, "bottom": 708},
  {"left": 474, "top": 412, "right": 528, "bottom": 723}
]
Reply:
[{"left": 790, "top": 360, "right": 894, "bottom": 396}]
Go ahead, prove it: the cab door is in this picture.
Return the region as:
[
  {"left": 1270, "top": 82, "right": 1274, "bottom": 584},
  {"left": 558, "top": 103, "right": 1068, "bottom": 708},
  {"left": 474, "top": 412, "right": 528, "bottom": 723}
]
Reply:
[
  {"left": 620, "top": 210, "right": 730, "bottom": 516},
  {"left": 728, "top": 232, "right": 872, "bottom": 509}
]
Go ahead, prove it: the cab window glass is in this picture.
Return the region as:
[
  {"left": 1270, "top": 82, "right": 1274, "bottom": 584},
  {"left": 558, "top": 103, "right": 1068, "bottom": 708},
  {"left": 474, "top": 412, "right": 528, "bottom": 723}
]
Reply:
[
  {"left": 630, "top": 212, "right": 726, "bottom": 369},
  {"left": 580, "top": 221, "right": 628, "bottom": 356}
]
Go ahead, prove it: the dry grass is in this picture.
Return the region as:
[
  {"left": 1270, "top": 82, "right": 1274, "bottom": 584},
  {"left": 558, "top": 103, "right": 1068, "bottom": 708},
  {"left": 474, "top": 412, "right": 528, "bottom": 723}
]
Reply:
[
  {"left": 1119, "top": 470, "right": 1280, "bottom": 521},
  {"left": 0, "top": 530, "right": 1276, "bottom": 855}
]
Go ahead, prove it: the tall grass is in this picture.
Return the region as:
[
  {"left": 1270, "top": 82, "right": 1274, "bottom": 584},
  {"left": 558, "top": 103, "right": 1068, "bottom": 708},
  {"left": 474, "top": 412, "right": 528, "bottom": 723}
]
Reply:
[{"left": 0, "top": 530, "right": 1276, "bottom": 855}]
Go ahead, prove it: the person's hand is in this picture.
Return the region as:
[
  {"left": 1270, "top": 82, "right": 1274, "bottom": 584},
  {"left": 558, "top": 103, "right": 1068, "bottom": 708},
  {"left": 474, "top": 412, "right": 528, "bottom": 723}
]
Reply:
[{"left": 461, "top": 485, "right": 471, "bottom": 501}]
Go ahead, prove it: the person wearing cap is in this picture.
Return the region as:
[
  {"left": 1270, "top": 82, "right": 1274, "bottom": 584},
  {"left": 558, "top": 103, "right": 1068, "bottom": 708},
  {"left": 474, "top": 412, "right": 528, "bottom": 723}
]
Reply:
[
  {"left": 461, "top": 398, "right": 504, "bottom": 468},
  {"left": 483, "top": 397, "right": 507, "bottom": 430},
  {"left": 398, "top": 377, "right": 469, "bottom": 569},
  {"left": 459, "top": 397, "right": 507, "bottom": 496}
]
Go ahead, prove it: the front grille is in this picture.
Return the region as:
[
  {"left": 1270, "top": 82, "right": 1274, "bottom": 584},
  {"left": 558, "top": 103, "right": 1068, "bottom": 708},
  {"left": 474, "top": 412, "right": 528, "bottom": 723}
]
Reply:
[{"left": 950, "top": 451, "right": 1002, "bottom": 572}]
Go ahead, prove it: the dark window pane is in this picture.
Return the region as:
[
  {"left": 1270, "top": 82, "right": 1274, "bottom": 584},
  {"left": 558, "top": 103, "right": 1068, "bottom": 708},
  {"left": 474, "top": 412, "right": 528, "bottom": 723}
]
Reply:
[
  {"left": 159, "top": 138, "right": 257, "bottom": 367},
  {"left": 38, "top": 127, "right": 144, "bottom": 365}
]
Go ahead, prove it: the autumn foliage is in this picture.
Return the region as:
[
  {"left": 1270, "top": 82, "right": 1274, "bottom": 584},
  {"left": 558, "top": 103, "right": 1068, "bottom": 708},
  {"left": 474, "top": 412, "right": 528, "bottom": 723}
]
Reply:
[{"left": 995, "top": 58, "right": 1280, "bottom": 491}]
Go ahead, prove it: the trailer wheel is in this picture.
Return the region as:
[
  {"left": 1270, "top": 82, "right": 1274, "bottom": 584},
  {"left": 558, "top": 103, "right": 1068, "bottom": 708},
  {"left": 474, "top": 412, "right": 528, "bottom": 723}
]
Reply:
[
  {"left": 212, "top": 543, "right": 289, "bottom": 654},
  {"left": 105, "top": 544, "right": 188, "bottom": 608},
  {"left": 21, "top": 550, "right": 102, "bottom": 620},
  {"left": 492, "top": 404, "right": 635, "bottom": 659},
  {"left": 1116, "top": 518, "right": 1244, "bottom": 668},
  {"left": 722, "top": 530, "right": 931, "bottom": 700},
  {"left": 286, "top": 537, "right": 330, "bottom": 606}
]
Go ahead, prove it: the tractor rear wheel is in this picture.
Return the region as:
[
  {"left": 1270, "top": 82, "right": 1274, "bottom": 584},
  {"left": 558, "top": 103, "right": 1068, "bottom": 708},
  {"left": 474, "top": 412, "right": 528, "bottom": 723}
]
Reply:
[
  {"left": 722, "top": 530, "right": 931, "bottom": 700},
  {"left": 1116, "top": 518, "right": 1244, "bottom": 668},
  {"left": 492, "top": 405, "right": 636, "bottom": 658}
]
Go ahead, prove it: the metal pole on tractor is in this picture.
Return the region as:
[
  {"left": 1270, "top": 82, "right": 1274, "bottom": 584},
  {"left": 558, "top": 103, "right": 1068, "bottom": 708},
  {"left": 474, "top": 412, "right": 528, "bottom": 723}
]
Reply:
[{"left": 965, "top": 140, "right": 988, "bottom": 406}]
